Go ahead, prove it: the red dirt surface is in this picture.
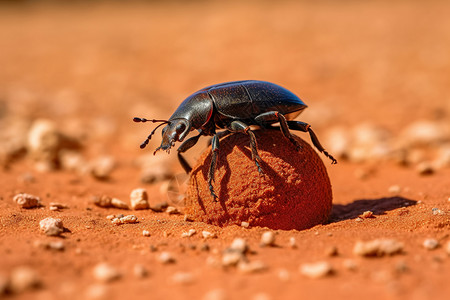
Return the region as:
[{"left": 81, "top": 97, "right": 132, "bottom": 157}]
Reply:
[
  {"left": 186, "top": 131, "right": 332, "bottom": 230},
  {"left": 1, "top": 1, "right": 450, "bottom": 300}
]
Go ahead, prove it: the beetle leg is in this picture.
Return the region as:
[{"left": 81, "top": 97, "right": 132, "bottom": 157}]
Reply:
[
  {"left": 255, "top": 111, "right": 302, "bottom": 151},
  {"left": 286, "top": 121, "right": 337, "bottom": 164},
  {"left": 208, "top": 134, "right": 220, "bottom": 199},
  {"left": 206, "top": 130, "right": 231, "bottom": 146},
  {"left": 227, "top": 121, "right": 263, "bottom": 174},
  {"left": 176, "top": 131, "right": 203, "bottom": 174}
]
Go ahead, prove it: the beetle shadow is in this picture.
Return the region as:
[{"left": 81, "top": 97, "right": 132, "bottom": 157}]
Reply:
[{"left": 329, "top": 196, "right": 417, "bottom": 223}]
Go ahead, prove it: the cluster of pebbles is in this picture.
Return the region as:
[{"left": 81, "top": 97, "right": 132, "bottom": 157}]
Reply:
[{"left": 323, "top": 120, "right": 450, "bottom": 174}]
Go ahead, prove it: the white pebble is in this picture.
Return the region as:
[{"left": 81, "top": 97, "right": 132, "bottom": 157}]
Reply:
[
  {"left": 142, "top": 230, "right": 151, "bottom": 237},
  {"left": 260, "top": 231, "right": 276, "bottom": 247},
  {"left": 229, "top": 238, "right": 248, "bottom": 254},
  {"left": 93, "top": 263, "right": 121, "bottom": 283},
  {"left": 130, "top": 188, "right": 149, "bottom": 210},
  {"left": 158, "top": 252, "right": 175, "bottom": 264},
  {"left": 288, "top": 237, "right": 297, "bottom": 249},
  {"left": 221, "top": 251, "right": 243, "bottom": 267},
  {"left": 238, "top": 260, "right": 267, "bottom": 274},
  {"left": 202, "top": 231, "right": 217, "bottom": 239},
  {"left": 300, "top": 261, "right": 333, "bottom": 279},
  {"left": 353, "top": 239, "right": 404, "bottom": 256},
  {"left": 9, "top": 266, "right": 41, "bottom": 293},
  {"left": 172, "top": 272, "right": 194, "bottom": 284},
  {"left": 133, "top": 264, "right": 148, "bottom": 278},
  {"left": 388, "top": 185, "right": 401, "bottom": 194},
  {"left": 90, "top": 156, "right": 115, "bottom": 180},
  {"left": 39, "top": 217, "right": 64, "bottom": 236},
  {"left": 111, "top": 215, "right": 138, "bottom": 225},
  {"left": 181, "top": 229, "right": 196, "bottom": 238},
  {"left": 13, "top": 193, "right": 41, "bottom": 209},
  {"left": 240, "top": 221, "right": 250, "bottom": 228},
  {"left": 166, "top": 206, "right": 180, "bottom": 214},
  {"left": 111, "top": 198, "right": 129, "bottom": 210},
  {"left": 431, "top": 208, "right": 445, "bottom": 216},
  {"left": 423, "top": 238, "right": 439, "bottom": 250}
]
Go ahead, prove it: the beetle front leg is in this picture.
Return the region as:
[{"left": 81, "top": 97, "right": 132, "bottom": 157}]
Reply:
[
  {"left": 286, "top": 121, "right": 337, "bottom": 164},
  {"left": 208, "top": 134, "right": 220, "bottom": 199},
  {"left": 176, "top": 131, "right": 203, "bottom": 174},
  {"left": 227, "top": 121, "right": 263, "bottom": 174}
]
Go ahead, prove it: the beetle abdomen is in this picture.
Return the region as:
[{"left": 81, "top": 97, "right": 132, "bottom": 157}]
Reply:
[{"left": 209, "top": 80, "right": 307, "bottom": 121}]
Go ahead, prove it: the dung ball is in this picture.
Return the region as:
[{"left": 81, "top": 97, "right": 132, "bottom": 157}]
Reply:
[{"left": 185, "top": 130, "right": 333, "bottom": 230}]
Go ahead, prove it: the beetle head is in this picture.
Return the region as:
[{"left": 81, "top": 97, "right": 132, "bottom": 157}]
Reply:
[{"left": 156, "top": 119, "right": 190, "bottom": 153}]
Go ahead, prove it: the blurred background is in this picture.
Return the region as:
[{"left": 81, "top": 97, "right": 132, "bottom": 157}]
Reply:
[{"left": 1, "top": 0, "right": 450, "bottom": 174}]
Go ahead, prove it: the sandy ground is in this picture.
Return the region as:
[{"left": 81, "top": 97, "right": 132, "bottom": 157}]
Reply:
[{"left": 1, "top": 1, "right": 449, "bottom": 299}]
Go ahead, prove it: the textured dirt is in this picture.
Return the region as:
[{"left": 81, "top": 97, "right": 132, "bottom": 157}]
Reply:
[
  {"left": 1, "top": 1, "right": 450, "bottom": 300},
  {"left": 186, "top": 131, "right": 332, "bottom": 230}
]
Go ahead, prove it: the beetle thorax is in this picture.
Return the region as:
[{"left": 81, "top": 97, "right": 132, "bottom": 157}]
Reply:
[{"left": 169, "top": 91, "right": 214, "bottom": 130}]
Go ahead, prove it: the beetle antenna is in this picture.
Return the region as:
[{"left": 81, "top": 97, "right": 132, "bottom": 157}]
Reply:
[{"left": 133, "top": 117, "right": 170, "bottom": 149}]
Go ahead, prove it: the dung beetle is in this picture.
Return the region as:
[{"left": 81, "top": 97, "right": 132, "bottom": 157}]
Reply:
[{"left": 134, "top": 80, "right": 337, "bottom": 198}]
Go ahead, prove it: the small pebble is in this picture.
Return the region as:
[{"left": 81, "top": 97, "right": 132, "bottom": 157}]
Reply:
[
  {"left": 299, "top": 261, "right": 333, "bottom": 279},
  {"left": 241, "top": 221, "right": 250, "bottom": 228},
  {"left": 325, "top": 246, "right": 338, "bottom": 257},
  {"left": 142, "top": 230, "right": 151, "bottom": 237},
  {"left": 360, "top": 211, "right": 374, "bottom": 218},
  {"left": 92, "top": 195, "right": 113, "bottom": 208},
  {"left": 150, "top": 201, "right": 168, "bottom": 212},
  {"left": 202, "top": 289, "right": 227, "bottom": 300},
  {"left": 158, "top": 252, "right": 175, "bottom": 264},
  {"left": 166, "top": 206, "right": 180, "bottom": 215},
  {"left": 355, "top": 217, "right": 363, "bottom": 222},
  {"left": 13, "top": 193, "right": 41, "bottom": 209},
  {"left": 184, "top": 214, "right": 194, "bottom": 222},
  {"left": 130, "top": 188, "right": 149, "bottom": 210},
  {"left": 238, "top": 260, "right": 267, "bottom": 274},
  {"left": 93, "top": 263, "right": 121, "bottom": 283},
  {"left": 133, "top": 264, "right": 148, "bottom": 278},
  {"left": 181, "top": 229, "right": 197, "bottom": 238},
  {"left": 90, "top": 156, "right": 115, "bottom": 180},
  {"left": 288, "top": 237, "right": 297, "bottom": 249},
  {"left": 202, "top": 231, "right": 217, "bottom": 239},
  {"left": 260, "top": 231, "right": 276, "bottom": 247},
  {"left": 388, "top": 185, "right": 401, "bottom": 194},
  {"left": 229, "top": 238, "right": 248, "bottom": 254},
  {"left": 34, "top": 240, "right": 65, "bottom": 251},
  {"left": 110, "top": 198, "right": 129, "bottom": 210},
  {"left": 172, "top": 272, "right": 194, "bottom": 284},
  {"left": 221, "top": 251, "right": 244, "bottom": 267},
  {"left": 111, "top": 215, "right": 138, "bottom": 225},
  {"left": 9, "top": 266, "right": 41, "bottom": 293},
  {"left": 431, "top": 208, "right": 445, "bottom": 216},
  {"left": 423, "top": 238, "right": 439, "bottom": 250},
  {"left": 106, "top": 215, "right": 115, "bottom": 220},
  {"left": 39, "top": 217, "right": 64, "bottom": 236},
  {"left": 353, "top": 239, "right": 404, "bottom": 257},
  {"left": 416, "top": 161, "right": 435, "bottom": 175}
]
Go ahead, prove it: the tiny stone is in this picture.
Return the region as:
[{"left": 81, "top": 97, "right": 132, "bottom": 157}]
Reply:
[
  {"left": 325, "top": 246, "right": 338, "bottom": 256},
  {"left": 49, "top": 202, "right": 68, "bottom": 209},
  {"left": 238, "top": 260, "right": 267, "bottom": 274},
  {"left": 166, "top": 206, "right": 180, "bottom": 215},
  {"left": 361, "top": 211, "right": 374, "bottom": 218},
  {"left": 133, "top": 264, "right": 148, "bottom": 278},
  {"left": 229, "top": 238, "right": 248, "bottom": 254},
  {"left": 172, "top": 272, "right": 194, "bottom": 284},
  {"left": 353, "top": 239, "right": 404, "bottom": 257},
  {"left": 92, "top": 195, "right": 112, "bottom": 208},
  {"left": 116, "top": 214, "right": 124, "bottom": 218},
  {"left": 202, "top": 231, "right": 217, "bottom": 239},
  {"left": 300, "top": 262, "right": 333, "bottom": 279},
  {"left": 200, "top": 243, "right": 210, "bottom": 252},
  {"left": 39, "top": 217, "right": 64, "bottom": 236},
  {"left": 288, "top": 237, "right": 297, "bottom": 249},
  {"left": 416, "top": 161, "right": 435, "bottom": 175},
  {"left": 142, "top": 230, "right": 151, "bottom": 237},
  {"left": 111, "top": 218, "right": 122, "bottom": 225},
  {"left": 111, "top": 198, "right": 129, "bottom": 210},
  {"left": 130, "top": 188, "right": 149, "bottom": 210},
  {"left": 13, "top": 193, "right": 41, "bottom": 209},
  {"left": 49, "top": 206, "right": 59, "bottom": 211},
  {"left": 184, "top": 214, "right": 194, "bottom": 222},
  {"left": 260, "top": 231, "right": 276, "bottom": 247},
  {"left": 93, "top": 263, "right": 121, "bottom": 283},
  {"left": 9, "top": 266, "right": 41, "bottom": 293},
  {"left": 150, "top": 201, "right": 168, "bottom": 212},
  {"left": 90, "top": 156, "right": 115, "bottom": 180},
  {"left": 120, "top": 215, "right": 138, "bottom": 224},
  {"left": 388, "top": 185, "right": 401, "bottom": 194},
  {"left": 202, "top": 289, "right": 227, "bottom": 300},
  {"left": 241, "top": 221, "right": 250, "bottom": 228},
  {"left": 158, "top": 252, "right": 175, "bottom": 264},
  {"left": 222, "top": 251, "right": 244, "bottom": 267},
  {"left": 431, "top": 208, "right": 445, "bottom": 216},
  {"left": 342, "top": 259, "right": 357, "bottom": 271},
  {"left": 277, "top": 269, "right": 291, "bottom": 281},
  {"left": 355, "top": 217, "right": 363, "bottom": 222},
  {"left": 181, "top": 229, "right": 196, "bottom": 238},
  {"left": 423, "top": 238, "right": 439, "bottom": 250},
  {"left": 48, "top": 241, "right": 65, "bottom": 251},
  {"left": 106, "top": 215, "right": 115, "bottom": 220}
]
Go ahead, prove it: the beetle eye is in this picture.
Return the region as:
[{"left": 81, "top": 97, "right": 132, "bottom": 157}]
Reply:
[{"left": 176, "top": 123, "right": 186, "bottom": 134}]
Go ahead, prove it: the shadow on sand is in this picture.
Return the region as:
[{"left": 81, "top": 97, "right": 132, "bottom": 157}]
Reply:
[{"left": 329, "top": 196, "right": 417, "bottom": 223}]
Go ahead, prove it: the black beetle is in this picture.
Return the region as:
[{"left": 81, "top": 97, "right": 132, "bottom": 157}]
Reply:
[{"left": 134, "top": 80, "right": 336, "bottom": 198}]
